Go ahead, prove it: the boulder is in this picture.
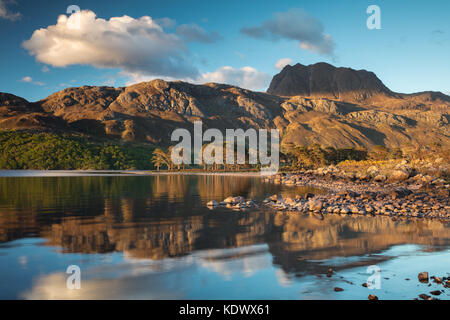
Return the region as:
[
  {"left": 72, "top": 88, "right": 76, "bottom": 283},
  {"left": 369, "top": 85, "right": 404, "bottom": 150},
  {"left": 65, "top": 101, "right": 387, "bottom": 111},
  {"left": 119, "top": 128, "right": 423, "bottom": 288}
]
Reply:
[
  {"left": 388, "top": 170, "right": 410, "bottom": 182},
  {"left": 418, "top": 272, "right": 429, "bottom": 283},
  {"left": 308, "top": 199, "right": 323, "bottom": 211}
]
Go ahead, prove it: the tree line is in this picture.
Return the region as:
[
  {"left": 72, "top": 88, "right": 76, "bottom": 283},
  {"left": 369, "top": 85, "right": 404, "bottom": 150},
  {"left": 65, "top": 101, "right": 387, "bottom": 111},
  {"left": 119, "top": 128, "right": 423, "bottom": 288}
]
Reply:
[{"left": 0, "top": 131, "right": 154, "bottom": 170}]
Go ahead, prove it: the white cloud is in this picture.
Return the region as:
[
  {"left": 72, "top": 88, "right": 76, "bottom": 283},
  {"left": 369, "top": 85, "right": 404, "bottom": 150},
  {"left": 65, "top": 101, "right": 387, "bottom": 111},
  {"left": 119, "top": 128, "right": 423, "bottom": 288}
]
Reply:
[
  {"left": 275, "top": 58, "right": 292, "bottom": 70},
  {"left": 0, "top": 0, "right": 21, "bottom": 21},
  {"left": 23, "top": 10, "right": 200, "bottom": 80},
  {"left": 22, "top": 10, "right": 268, "bottom": 91},
  {"left": 21, "top": 76, "right": 33, "bottom": 83},
  {"left": 20, "top": 76, "right": 44, "bottom": 86},
  {"left": 122, "top": 71, "right": 185, "bottom": 86},
  {"left": 123, "top": 66, "right": 271, "bottom": 92},
  {"left": 200, "top": 66, "right": 271, "bottom": 91},
  {"left": 41, "top": 66, "right": 50, "bottom": 72},
  {"left": 241, "top": 8, "right": 335, "bottom": 56}
]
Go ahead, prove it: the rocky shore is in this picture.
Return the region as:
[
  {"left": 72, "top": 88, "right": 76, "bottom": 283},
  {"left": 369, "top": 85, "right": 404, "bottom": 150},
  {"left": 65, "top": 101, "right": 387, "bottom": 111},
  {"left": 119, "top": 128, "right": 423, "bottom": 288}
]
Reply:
[
  {"left": 260, "top": 167, "right": 449, "bottom": 220},
  {"left": 207, "top": 164, "right": 449, "bottom": 221}
]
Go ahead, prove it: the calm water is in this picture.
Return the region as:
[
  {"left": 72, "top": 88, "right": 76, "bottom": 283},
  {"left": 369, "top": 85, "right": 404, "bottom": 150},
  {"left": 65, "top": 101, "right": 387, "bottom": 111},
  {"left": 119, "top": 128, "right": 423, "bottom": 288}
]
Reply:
[{"left": 0, "top": 173, "right": 449, "bottom": 300}]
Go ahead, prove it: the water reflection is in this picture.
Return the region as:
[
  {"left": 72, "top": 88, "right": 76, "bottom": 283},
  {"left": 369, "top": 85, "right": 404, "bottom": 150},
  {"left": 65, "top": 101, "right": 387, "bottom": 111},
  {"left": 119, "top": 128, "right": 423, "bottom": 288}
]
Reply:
[{"left": 0, "top": 175, "right": 449, "bottom": 299}]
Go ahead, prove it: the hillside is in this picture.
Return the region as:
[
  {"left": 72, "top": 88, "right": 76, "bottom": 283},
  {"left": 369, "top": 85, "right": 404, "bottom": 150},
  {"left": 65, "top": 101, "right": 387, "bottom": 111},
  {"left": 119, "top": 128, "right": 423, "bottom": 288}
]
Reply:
[{"left": 0, "top": 62, "right": 449, "bottom": 150}]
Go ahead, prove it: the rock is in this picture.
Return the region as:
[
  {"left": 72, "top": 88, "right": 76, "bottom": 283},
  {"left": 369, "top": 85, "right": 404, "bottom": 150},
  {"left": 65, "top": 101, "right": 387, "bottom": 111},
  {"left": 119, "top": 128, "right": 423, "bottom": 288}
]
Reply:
[
  {"left": 419, "top": 294, "right": 431, "bottom": 300},
  {"left": 233, "top": 203, "right": 246, "bottom": 209},
  {"left": 367, "top": 166, "right": 379, "bottom": 175},
  {"left": 207, "top": 200, "right": 219, "bottom": 207},
  {"left": 368, "top": 294, "right": 378, "bottom": 300},
  {"left": 362, "top": 283, "right": 368, "bottom": 287},
  {"left": 308, "top": 199, "right": 323, "bottom": 211},
  {"left": 334, "top": 287, "right": 344, "bottom": 292},
  {"left": 430, "top": 290, "right": 441, "bottom": 296},
  {"left": 349, "top": 204, "right": 359, "bottom": 214},
  {"left": 433, "top": 277, "right": 442, "bottom": 284},
  {"left": 224, "top": 196, "right": 235, "bottom": 204},
  {"left": 269, "top": 194, "right": 280, "bottom": 202},
  {"left": 388, "top": 170, "right": 410, "bottom": 182},
  {"left": 326, "top": 268, "right": 333, "bottom": 278},
  {"left": 390, "top": 188, "right": 413, "bottom": 199},
  {"left": 418, "top": 272, "right": 429, "bottom": 283},
  {"left": 374, "top": 174, "right": 387, "bottom": 182},
  {"left": 224, "top": 196, "right": 245, "bottom": 204},
  {"left": 284, "top": 197, "right": 296, "bottom": 206}
]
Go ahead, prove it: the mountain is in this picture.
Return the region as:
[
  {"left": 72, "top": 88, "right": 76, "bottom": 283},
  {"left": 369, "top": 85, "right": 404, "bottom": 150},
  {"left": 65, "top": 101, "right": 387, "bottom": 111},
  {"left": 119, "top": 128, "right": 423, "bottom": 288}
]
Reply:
[
  {"left": 267, "top": 62, "right": 397, "bottom": 102},
  {"left": 1, "top": 63, "right": 449, "bottom": 149}
]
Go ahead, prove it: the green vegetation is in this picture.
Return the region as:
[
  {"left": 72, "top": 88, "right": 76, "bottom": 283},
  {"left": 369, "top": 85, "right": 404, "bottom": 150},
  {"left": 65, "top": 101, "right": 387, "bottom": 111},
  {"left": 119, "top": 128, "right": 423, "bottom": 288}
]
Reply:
[
  {"left": 0, "top": 131, "right": 155, "bottom": 170},
  {"left": 1, "top": 131, "right": 447, "bottom": 173},
  {"left": 281, "top": 143, "right": 368, "bottom": 170}
]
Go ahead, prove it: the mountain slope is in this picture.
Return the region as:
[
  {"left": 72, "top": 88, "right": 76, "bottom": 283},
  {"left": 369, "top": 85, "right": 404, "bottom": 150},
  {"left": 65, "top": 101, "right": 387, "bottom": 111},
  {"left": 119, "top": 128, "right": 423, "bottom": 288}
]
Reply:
[{"left": 1, "top": 63, "right": 449, "bottom": 149}]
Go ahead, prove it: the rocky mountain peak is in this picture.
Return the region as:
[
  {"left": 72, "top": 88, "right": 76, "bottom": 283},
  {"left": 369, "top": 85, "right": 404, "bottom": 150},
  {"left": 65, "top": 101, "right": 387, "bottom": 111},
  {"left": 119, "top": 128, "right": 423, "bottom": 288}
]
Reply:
[{"left": 267, "top": 62, "right": 395, "bottom": 102}]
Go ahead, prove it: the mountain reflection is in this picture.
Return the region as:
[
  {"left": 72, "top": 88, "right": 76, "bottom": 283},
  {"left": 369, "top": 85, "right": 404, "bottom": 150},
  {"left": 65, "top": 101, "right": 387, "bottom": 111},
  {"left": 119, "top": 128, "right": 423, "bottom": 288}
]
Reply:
[{"left": 0, "top": 175, "right": 449, "bottom": 273}]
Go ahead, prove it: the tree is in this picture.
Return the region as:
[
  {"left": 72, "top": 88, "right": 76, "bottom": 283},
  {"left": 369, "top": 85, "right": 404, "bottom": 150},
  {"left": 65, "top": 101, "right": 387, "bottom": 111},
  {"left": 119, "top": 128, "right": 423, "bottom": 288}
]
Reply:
[{"left": 151, "top": 148, "right": 172, "bottom": 171}]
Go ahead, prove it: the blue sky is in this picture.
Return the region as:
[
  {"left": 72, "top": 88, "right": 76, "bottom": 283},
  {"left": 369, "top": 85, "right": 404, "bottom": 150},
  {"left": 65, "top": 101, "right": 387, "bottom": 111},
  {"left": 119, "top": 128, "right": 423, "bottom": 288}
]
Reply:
[{"left": 0, "top": 0, "right": 449, "bottom": 101}]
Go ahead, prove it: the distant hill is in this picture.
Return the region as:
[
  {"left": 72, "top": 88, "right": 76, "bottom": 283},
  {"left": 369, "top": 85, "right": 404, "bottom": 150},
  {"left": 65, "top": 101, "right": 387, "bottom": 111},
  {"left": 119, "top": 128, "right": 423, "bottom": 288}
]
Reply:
[{"left": 1, "top": 62, "right": 449, "bottom": 150}]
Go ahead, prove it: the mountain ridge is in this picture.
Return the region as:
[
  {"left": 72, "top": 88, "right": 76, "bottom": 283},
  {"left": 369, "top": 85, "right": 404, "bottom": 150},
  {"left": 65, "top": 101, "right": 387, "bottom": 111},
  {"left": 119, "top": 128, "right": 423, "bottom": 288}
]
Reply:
[{"left": 1, "top": 62, "right": 449, "bottom": 149}]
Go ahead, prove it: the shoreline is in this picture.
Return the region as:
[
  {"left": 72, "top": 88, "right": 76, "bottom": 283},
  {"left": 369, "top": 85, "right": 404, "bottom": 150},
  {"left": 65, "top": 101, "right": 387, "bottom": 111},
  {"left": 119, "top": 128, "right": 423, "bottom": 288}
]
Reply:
[
  {"left": 0, "top": 169, "right": 265, "bottom": 177},
  {"left": 259, "top": 171, "right": 450, "bottom": 222},
  {"left": 1, "top": 169, "right": 448, "bottom": 222}
]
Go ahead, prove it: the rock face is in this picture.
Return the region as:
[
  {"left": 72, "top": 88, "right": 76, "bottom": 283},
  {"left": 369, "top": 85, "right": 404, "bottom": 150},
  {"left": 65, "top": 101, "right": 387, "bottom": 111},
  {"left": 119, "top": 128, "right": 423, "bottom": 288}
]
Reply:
[
  {"left": 267, "top": 62, "right": 395, "bottom": 102},
  {"left": 1, "top": 62, "right": 449, "bottom": 149}
]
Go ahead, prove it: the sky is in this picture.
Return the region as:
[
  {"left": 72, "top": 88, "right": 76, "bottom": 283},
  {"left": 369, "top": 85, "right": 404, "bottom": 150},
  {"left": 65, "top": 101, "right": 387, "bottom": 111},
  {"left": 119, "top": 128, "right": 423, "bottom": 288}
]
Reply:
[{"left": 0, "top": 0, "right": 449, "bottom": 102}]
